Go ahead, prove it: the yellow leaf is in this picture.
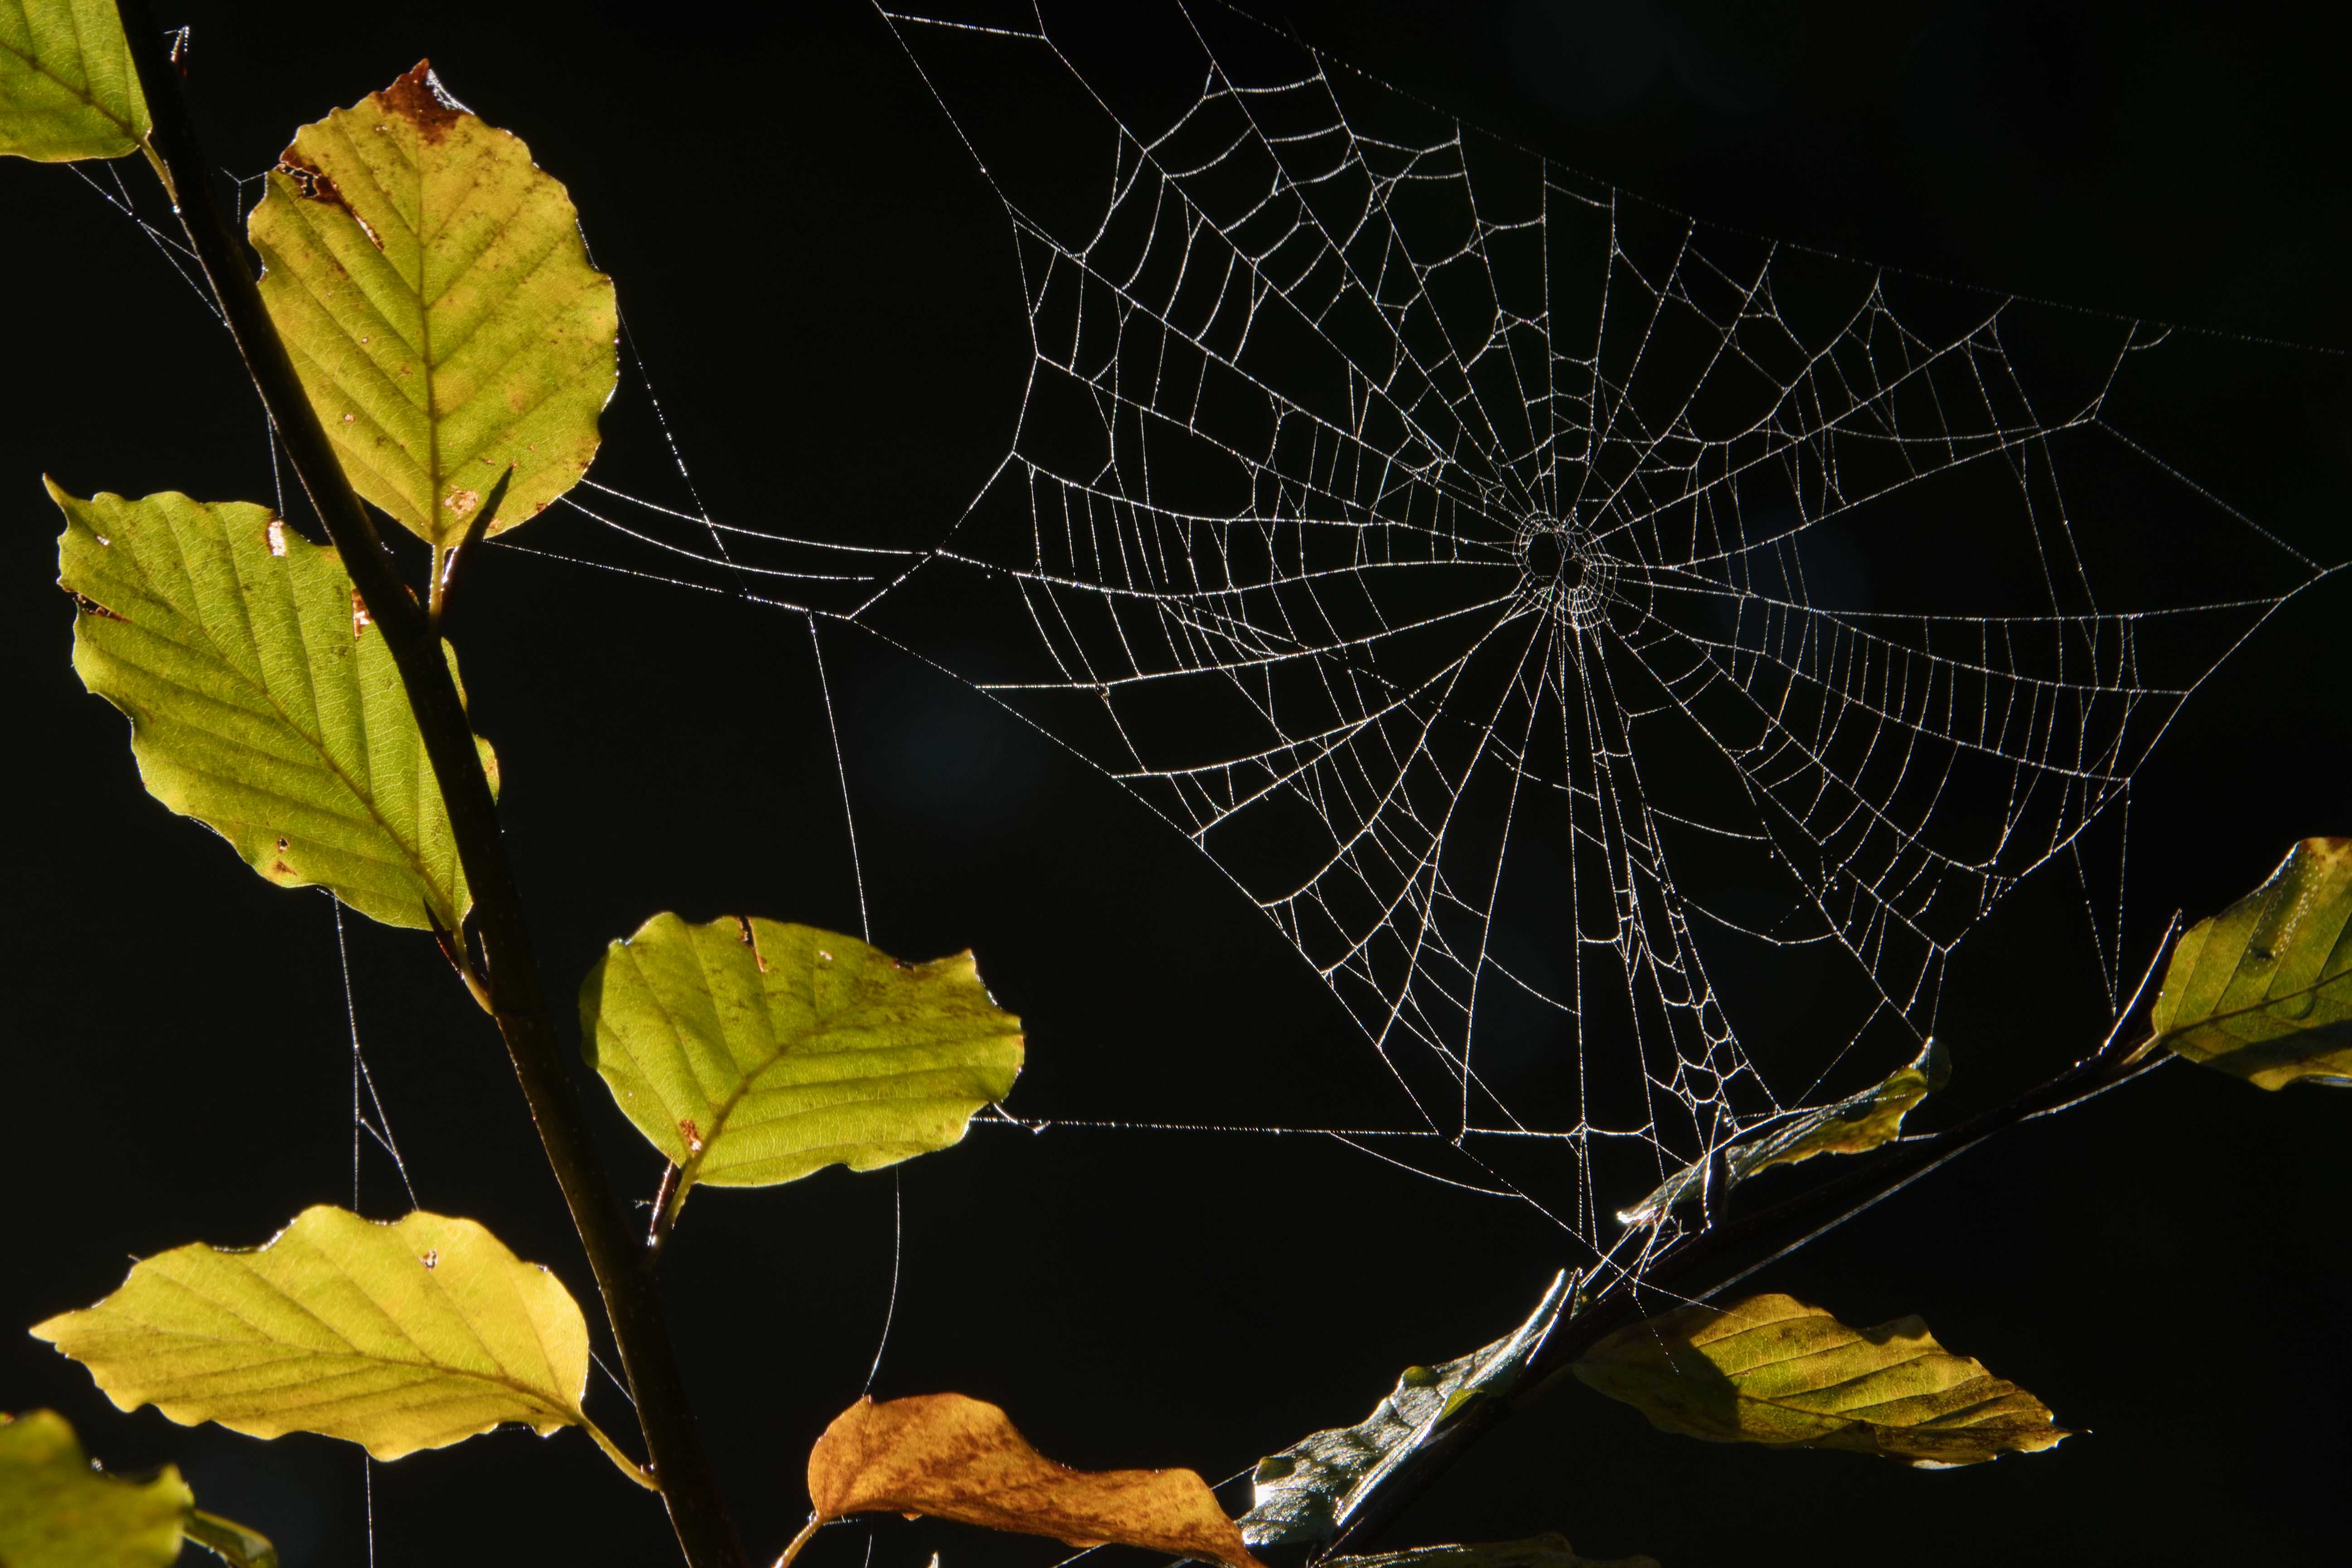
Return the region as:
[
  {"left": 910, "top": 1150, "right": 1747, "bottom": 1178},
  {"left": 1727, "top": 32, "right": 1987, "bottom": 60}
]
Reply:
[
  {"left": 803, "top": 1394, "right": 1265, "bottom": 1568},
  {"left": 2150, "top": 837, "right": 2352, "bottom": 1089},
  {"left": 582, "top": 916, "right": 1023, "bottom": 1219},
  {"left": 29, "top": 1207, "right": 646, "bottom": 1485},
  {"left": 1572, "top": 1293, "right": 2069, "bottom": 1467},
  {"left": 0, "top": 1409, "right": 191, "bottom": 1568},
  {"left": 0, "top": 0, "right": 150, "bottom": 163},
  {"left": 248, "top": 62, "right": 617, "bottom": 549},
  {"left": 51, "top": 485, "right": 494, "bottom": 932}
]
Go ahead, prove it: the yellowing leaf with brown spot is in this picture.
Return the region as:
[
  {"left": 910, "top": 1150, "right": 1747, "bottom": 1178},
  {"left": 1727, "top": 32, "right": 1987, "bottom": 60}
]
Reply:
[
  {"left": 248, "top": 62, "right": 616, "bottom": 549},
  {"left": 806, "top": 1394, "right": 1266, "bottom": 1568},
  {"left": 50, "top": 484, "right": 495, "bottom": 933},
  {"left": 1572, "top": 1293, "right": 2069, "bottom": 1467}
]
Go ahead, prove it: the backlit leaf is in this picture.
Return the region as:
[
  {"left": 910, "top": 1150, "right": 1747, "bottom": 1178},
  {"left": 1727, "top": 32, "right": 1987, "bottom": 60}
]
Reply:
[
  {"left": 2150, "top": 837, "right": 2352, "bottom": 1089},
  {"left": 247, "top": 61, "right": 617, "bottom": 549},
  {"left": 1329, "top": 1534, "right": 1658, "bottom": 1568},
  {"left": 182, "top": 1509, "right": 281, "bottom": 1568},
  {"left": 1241, "top": 1273, "right": 1572, "bottom": 1547},
  {"left": 51, "top": 484, "right": 495, "bottom": 932},
  {"left": 807, "top": 1394, "right": 1265, "bottom": 1568},
  {"left": 1571, "top": 1292, "right": 2069, "bottom": 1466},
  {"left": 581, "top": 915, "right": 1023, "bottom": 1209},
  {"left": 0, "top": 1409, "right": 189, "bottom": 1568},
  {"left": 0, "top": 0, "right": 150, "bottom": 163},
  {"left": 29, "top": 1207, "right": 637, "bottom": 1476},
  {"left": 1617, "top": 1039, "right": 1948, "bottom": 1225}
]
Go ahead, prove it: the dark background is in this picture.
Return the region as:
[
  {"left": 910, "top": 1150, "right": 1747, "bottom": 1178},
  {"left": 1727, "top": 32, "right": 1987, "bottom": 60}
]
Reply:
[{"left": 3, "top": 3, "right": 2346, "bottom": 1566}]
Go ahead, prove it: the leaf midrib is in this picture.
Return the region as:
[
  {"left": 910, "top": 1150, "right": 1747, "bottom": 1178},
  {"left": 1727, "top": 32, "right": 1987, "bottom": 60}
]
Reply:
[
  {"left": 0, "top": 9, "right": 140, "bottom": 141},
  {"left": 81, "top": 515, "right": 456, "bottom": 919}
]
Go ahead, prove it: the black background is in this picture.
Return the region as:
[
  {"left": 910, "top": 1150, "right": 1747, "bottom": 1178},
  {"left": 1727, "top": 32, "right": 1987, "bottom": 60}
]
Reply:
[{"left": 3, "top": 4, "right": 2347, "bottom": 1566}]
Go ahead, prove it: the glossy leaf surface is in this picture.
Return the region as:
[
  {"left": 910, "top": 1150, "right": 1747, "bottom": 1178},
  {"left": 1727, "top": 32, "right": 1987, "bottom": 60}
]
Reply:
[
  {"left": 182, "top": 1509, "right": 281, "bottom": 1568},
  {"left": 1242, "top": 1274, "right": 1572, "bottom": 1546},
  {"left": 31, "top": 1207, "right": 605, "bottom": 1464},
  {"left": 248, "top": 62, "right": 617, "bottom": 548},
  {"left": 53, "top": 484, "right": 493, "bottom": 931},
  {"left": 2150, "top": 837, "right": 2352, "bottom": 1088},
  {"left": 0, "top": 1409, "right": 189, "bottom": 1568},
  {"left": 582, "top": 915, "right": 1023, "bottom": 1201},
  {"left": 1618, "top": 1039, "right": 1948, "bottom": 1225},
  {"left": 809, "top": 1394, "right": 1264, "bottom": 1568},
  {"left": 1331, "top": 1534, "right": 1657, "bottom": 1568},
  {"left": 1572, "top": 1293, "right": 2069, "bottom": 1466},
  {"left": 0, "top": 0, "right": 149, "bottom": 162}
]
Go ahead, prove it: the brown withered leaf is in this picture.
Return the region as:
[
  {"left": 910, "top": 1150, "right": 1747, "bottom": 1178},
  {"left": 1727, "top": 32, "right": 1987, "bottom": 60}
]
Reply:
[{"left": 808, "top": 1394, "right": 1265, "bottom": 1568}]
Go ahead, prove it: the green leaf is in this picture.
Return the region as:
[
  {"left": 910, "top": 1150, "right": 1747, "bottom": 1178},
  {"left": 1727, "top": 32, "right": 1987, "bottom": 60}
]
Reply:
[
  {"left": 1329, "top": 1534, "right": 1658, "bottom": 1568},
  {"left": 0, "top": 0, "right": 150, "bottom": 163},
  {"left": 182, "top": 1509, "right": 281, "bottom": 1568},
  {"left": 582, "top": 915, "right": 1025, "bottom": 1214},
  {"left": 50, "top": 483, "right": 496, "bottom": 932},
  {"left": 1571, "top": 1292, "right": 2070, "bottom": 1467},
  {"left": 2149, "top": 837, "right": 2352, "bottom": 1089},
  {"left": 29, "top": 1206, "right": 645, "bottom": 1485},
  {"left": 247, "top": 61, "right": 617, "bottom": 550},
  {"left": 1240, "top": 1273, "right": 1573, "bottom": 1547},
  {"left": 0, "top": 1409, "right": 190, "bottom": 1568},
  {"left": 1617, "top": 1038, "right": 1949, "bottom": 1226}
]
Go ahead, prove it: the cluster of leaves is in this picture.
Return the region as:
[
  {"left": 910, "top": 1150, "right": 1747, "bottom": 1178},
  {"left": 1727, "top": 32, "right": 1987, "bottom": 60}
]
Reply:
[{"left": 7, "top": 5, "right": 2346, "bottom": 1566}]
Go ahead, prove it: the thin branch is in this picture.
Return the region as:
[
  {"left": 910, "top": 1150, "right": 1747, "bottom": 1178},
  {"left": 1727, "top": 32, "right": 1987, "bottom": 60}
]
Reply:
[
  {"left": 1319, "top": 916, "right": 2187, "bottom": 1557},
  {"left": 111, "top": 10, "right": 746, "bottom": 1564},
  {"left": 646, "top": 1163, "right": 684, "bottom": 1258}
]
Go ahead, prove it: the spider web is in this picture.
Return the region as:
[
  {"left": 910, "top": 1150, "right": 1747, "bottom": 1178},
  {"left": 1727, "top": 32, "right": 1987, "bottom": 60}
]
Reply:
[
  {"left": 76, "top": 1, "right": 2323, "bottom": 1301},
  {"left": 482, "top": 0, "right": 2334, "bottom": 1283}
]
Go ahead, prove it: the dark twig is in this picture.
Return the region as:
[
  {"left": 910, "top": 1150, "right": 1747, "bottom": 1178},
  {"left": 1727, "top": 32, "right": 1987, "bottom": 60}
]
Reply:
[
  {"left": 646, "top": 1163, "right": 683, "bottom": 1259},
  {"left": 1320, "top": 916, "right": 2186, "bottom": 1557},
  {"left": 113, "top": 10, "right": 746, "bottom": 1564}
]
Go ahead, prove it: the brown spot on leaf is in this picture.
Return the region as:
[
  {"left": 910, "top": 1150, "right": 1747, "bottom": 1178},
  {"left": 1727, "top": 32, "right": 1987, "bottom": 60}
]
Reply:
[
  {"left": 679, "top": 1118, "right": 705, "bottom": 1155},
  {"left": 352, "top": 590, "right": 373, "bottom": 639},
  {"left": 734, "top": 916, "right": 771, "bottom": 972},
  {"left": 444, "top": 488, "right": 481, "bottom": 519},
  {"left": 59, "top": 582, "right": 126, "bottom": 621},
  {"left": 374, "top": 61, "right": 464, "bottom": 145},
  {"left": 276, "top": 837, "right": 290, "bottom": 852},
  {"left": 421, "top": 1249, "right": 439, "bottom": 1269},
  {"left": 276, "top": 149, "right": 346, "bottom": 211}
]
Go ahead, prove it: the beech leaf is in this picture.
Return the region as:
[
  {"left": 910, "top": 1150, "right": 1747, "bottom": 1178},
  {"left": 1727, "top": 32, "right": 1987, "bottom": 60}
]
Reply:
[
  {"left": 182, "top": 1509, "right": 282, "bottom": 1568},
  {"left": 1571, "top": 1292, "right": 2070, "bottom": 1466},
  {"left": 29, "top": 1207, "right": 644, "bottom": 1483},
  {"left": 51, "top": 484, "right": 495, "bottom": 932},
  {"left": 1617, "top": 1039, "right": 1948, "bottom": 1225},
  {"left": 0, "top": 0, "right": 150, "bottom": 163},
  {"left": 1241, "top": 1273, "right": 1572, "bottom": 1547},
  {"left": 806, "top": 1394, "right": 1265, "bottom": 1568},
  {"left": 247, "top": 62, "right": 617, "bottom": 549},
  {"left": 581, "top": 915, "right": 1023, "bottom": 1211},
  {"left": 0, "top": 1409, "right": 191, "bottom": 1568},
  {"left": 2149, "top": 837, "right": 2352, "bottom": 1089},
  {"left": 1330, "top": 1534, "right": 1659, "bottom": 1568}
]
